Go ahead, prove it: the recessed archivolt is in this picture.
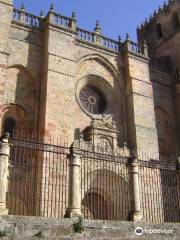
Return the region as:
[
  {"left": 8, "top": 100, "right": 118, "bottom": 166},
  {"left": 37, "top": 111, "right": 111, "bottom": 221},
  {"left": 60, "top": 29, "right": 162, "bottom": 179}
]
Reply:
[
  {"left": 1, "top": 104, "right": 27, "bottom": 119},
  {"left": 76, "top": 54, "right": 122, "bottom": 88},
  {"left": 0, "top": 104, "right": 27, "bottom": 135},
  {"left": 81, "top": 168, "right": 129, "bottom": 206},
  {"left": 5, "top": 65, "right": 37, "bottom": 110},
  {"left": 7, "top": 64, "right": 37, "bottom": 88}
]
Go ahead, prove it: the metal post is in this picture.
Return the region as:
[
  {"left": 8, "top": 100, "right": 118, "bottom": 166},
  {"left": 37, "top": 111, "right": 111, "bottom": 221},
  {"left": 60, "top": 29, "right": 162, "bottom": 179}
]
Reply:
[
  {"left": 129, "top": 152, "right": 142, "bottom": 221},
  {"left": 0, "top": 133, "right": 10, "bottom": 215},
  {"left": 65, "top": 144, "right": 82, "bottom": 218}
]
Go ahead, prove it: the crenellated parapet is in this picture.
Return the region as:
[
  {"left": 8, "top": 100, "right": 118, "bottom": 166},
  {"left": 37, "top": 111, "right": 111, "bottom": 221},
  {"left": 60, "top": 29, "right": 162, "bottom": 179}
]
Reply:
[
  {"left": 137, "top": 0, "right": 180, "bottom": 53},
  {"left": 138, "top": 0, "right": 176, "bottom": 31}
]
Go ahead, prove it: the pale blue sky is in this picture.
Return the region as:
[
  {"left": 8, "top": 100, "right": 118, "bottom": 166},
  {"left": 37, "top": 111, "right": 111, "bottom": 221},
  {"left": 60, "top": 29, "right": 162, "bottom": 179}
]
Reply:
[{"left": 14, "top": 0, "right": 166, "bottom": 41}]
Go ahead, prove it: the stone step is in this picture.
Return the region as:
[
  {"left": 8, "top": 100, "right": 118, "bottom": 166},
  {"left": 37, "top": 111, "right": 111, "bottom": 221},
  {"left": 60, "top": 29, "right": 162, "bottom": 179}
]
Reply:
[{"left": 0, "top": 216, "right": 179, "bottom": 240}]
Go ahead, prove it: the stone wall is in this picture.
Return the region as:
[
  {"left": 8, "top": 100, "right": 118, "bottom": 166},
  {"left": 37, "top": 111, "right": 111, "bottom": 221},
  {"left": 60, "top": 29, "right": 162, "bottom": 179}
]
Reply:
[
  {"left": 137, "top": 0, "right": 180, "bottom": 153},
  {"left": 0, "top": 216, "right": 180, "bottom": 240},
  {"left": 150, "top": 68, "right": 177, "bottom": 154},
  {"left": 1, "top": 0, "right": 180, "bottom": 154},
  {"left": 124, "top": 52, "right": 159, "bottom": 156}
]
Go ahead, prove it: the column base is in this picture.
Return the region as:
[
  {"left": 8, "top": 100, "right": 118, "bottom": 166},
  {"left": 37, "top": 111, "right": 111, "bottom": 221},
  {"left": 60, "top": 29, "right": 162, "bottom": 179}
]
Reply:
[
  {"left": 0, "top": 203, "right": 8, "bottom": 215},
  {"left": 131, "top": 211, "right": 143, "bottom": 221},
  {"left": 65, "top": 208, "right": 83, "bottom": 218}
]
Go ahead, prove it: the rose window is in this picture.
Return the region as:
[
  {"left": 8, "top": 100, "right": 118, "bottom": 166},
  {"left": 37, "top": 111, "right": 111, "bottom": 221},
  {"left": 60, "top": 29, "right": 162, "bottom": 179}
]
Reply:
[{"left": 79, "top": 85, "right": 107, "bottom": 115}]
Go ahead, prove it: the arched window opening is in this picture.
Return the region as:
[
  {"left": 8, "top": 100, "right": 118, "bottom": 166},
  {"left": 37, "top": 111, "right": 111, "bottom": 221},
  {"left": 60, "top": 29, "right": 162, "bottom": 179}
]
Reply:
[
  {"left": 156, "top": 24, "right": 163, "bottom": 39},
  {"left": 172, "top": 12, "right": 179, "bottom": 30},
  {"left": 4, "top": 117, "right": 16, "bottom": 137},
  {"left": 82, "top": 192, "right": 108, "bottom": 220}
]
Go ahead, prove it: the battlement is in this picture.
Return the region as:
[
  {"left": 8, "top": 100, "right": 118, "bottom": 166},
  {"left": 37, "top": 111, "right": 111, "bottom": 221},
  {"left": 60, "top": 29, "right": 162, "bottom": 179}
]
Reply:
[
  {"left": 138, "top": 0, "right": 177, "bottom": 31},
  {"left": 137, "top": 0, "right": 180, "bottom": 53}
]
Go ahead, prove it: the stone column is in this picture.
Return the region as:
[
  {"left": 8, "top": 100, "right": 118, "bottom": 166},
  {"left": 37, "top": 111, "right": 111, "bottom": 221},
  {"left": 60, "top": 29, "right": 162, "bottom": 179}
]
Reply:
[
  {"left": 65, "top": 147, "right": 82, "bottom": 218},
  {"left": 0, "top": 133, "right": 10, "bottom": 215},
  {"left": 177, "top": 157, "right": 180, "bottom": 215},
  {"left": 129, "top": 153, "right": 142, "bottom": 221}
]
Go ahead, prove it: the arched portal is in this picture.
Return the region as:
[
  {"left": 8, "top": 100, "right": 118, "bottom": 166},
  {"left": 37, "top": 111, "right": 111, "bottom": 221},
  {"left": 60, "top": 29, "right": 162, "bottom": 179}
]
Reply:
[
  {"left": 82, "top": 192, "right": 108, "bottom": 220},
  {"left": 81, "top": 168, "right": 130, "bottom": 220}
]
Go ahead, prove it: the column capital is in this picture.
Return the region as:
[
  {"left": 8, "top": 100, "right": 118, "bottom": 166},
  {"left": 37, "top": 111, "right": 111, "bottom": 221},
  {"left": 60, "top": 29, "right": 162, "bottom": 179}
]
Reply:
[
  {"left": 70, "top": 152, "right": 81, "bottom": 166},
  {"left": 128, "top": 151, "right": 139, "bottom": 173}
]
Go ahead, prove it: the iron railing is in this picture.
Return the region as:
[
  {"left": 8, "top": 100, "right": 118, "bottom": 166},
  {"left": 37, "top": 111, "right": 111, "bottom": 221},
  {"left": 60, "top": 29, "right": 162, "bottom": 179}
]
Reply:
[
  {"left": 80, "top": 149, "right": 131, "bottom": 220},
  {"left": 6, "top": 136, "right": 180, "bottom": 222},
  {"left": 8, "top": 137, "right": 70, "bottom": 218},
  {"left": 139, "top": 158, "right": 179, "bottom": 223}
]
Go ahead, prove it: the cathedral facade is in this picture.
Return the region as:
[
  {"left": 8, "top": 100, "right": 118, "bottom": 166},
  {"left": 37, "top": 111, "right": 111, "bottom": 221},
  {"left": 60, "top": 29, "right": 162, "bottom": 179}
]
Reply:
[{"left": 0, "top": 0, "right": 180, "bottom": 156}]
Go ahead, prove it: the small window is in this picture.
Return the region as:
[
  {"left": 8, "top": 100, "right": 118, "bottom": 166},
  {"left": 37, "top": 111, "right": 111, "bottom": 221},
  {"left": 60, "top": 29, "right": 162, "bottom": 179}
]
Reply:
[
  {"left": 4, "top": 117, "right": 16, "bottom": 137},
  {"left": 156, "top": 24, "right": 163, "bottom": 39},
  {"left": 172, "top": 12, "right": 179, "bottom": 30}
]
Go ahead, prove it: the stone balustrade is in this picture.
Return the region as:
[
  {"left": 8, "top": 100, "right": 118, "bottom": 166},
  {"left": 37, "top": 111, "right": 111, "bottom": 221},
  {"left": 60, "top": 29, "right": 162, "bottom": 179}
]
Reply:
[
  {"left": 13, "top": 9, "right": 43, "bottom": 28},
  {"left": 102, "top": 36, "right": 119, "bottom": 51},
  {"left": 12, "top": 7, "right": 148, "bottom": 57},
  {"left": 52, "top": 13, "right": 72, "bottom": 29},
  {"left": 76, "top": 28, "right": 94, "bottom": 43},
  {"left": 125, "top": 40, "right": 149, "bottom": 58},
  {"left": 76, "top": 28, "right": 120, "bottom": 52}
]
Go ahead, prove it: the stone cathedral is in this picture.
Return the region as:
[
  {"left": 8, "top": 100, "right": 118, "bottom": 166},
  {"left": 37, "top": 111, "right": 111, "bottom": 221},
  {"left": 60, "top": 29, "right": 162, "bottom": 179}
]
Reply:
[
  {"left": 1, "top": 0, "right": 180, "bottom": 233},
  {"left": 0, "top": 0, "right": 180, "bottom": 157}
]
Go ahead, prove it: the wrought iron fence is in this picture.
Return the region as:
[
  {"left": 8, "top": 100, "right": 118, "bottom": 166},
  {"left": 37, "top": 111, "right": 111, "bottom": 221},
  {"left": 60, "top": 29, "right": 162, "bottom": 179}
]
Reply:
[
  {"left": 139, "top": 158, "right": 180, "bottom": 223},
  {"left": 79, "top": 148, "right": 132, "bottom": 220},
  {"left": 7, "top": 137, "right": 70, "bottom": 218},
  {"left": 6, "top": 136, "right": 180, "bottom": 223}
]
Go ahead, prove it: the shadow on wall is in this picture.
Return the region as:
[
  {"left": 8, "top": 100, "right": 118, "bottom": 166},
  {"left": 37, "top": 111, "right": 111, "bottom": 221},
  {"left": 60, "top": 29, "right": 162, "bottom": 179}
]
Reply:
[
  {"left": 160, "top": 164, "right": 180, "bottom": 222},
  {"left": 81, "top": 169, "right": 131, "bottom": 221},
  {"left": 1, "top": 66, "right": 35, "bottom": 138},
  {"left": 1, "top": 24, "right": 44, "bottom": 140},
  {"left": 154, "top": 106, "right": 175, "bottom": 154},
  {"left": 2, "top": 28, "right": 45, "bottom": 216}
]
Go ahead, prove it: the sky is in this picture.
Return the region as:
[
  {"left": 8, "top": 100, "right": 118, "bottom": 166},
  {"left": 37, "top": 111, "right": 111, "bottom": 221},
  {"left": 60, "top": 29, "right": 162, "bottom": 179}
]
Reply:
[{"left": 13, "top": 0, "right": 166, "bottom": 41}]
